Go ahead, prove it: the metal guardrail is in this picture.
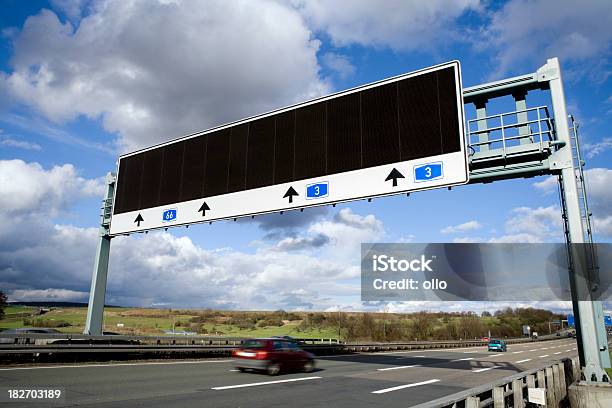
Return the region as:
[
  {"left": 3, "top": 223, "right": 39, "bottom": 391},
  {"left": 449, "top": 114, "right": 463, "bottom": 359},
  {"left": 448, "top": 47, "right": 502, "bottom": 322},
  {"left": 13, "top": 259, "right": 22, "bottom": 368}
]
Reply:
[
  {"left": 0, "top": 333, "right": 341, "bottom": 346},
  {"left": 413, "top": 357, "right": 578, "bottom": 408},
  {"left": 0, "top": 333, "right": 567, "bottom": 355}
]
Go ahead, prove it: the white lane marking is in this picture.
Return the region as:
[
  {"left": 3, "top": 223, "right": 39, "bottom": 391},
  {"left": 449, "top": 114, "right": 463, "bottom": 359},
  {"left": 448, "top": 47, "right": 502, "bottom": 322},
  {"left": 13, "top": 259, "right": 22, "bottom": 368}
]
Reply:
[
  {"left": 372, "top": 379, "right": 440, "bottom": 394},
  {"left": 0, "top": 360, "right": 232, "bottom": 371},
  {"left": 512, "top": 351, "right": 524, "bottom": 354},
  {"left": 451, "top": 358, "right": 474, "bottom": 362},
  {"left": 414, "top": 355, "right": 427, "bottom": 358},
  {"left": 211, "top": 376, "right": 322, "bottom": 390},
  {"left": 516, "top": 359, "right": 532, "bottom": 363},
  {"left": 529, "top": 349, "right": 537, "bottom": 352},
  {"left": 541, "top": 347, "right": 549, "bottom": 350},
  {"left": 463, "top": 351, "right": 479, "bottom": 354},
  {"left": 540, "top": 355, "right": 549, "bottom": 358},
  {"left": 472, "top": 366, "right": 499, "bottom": 373},
  {"left": 487, "top": 354, "right": 503, "bottom": 358},
  {"left": 377, "top": 365, "right": 421, "bottom": 371},
  {"left": 554, "top": 352, "right": 562, "bottom": 355},
  {"left": 229, "top": 369, "right": 239, "bottom": 372},
  {"left": 565, "top": 349, "right": 572, "bottom": 352}
]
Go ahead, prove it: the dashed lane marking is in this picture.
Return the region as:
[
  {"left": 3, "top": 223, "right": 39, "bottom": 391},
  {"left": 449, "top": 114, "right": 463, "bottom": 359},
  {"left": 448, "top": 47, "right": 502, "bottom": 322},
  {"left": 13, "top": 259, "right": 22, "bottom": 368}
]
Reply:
[
  {"left": 372, "top": 379, "right": 440, "bottom": 394},
  {"left": 211, "top": 376, "right": 322, "bottom": 390},
  {"left": 472, "top": 366, "right": 499, "bottom": 373},
  {"left": 377, "top": 365, "right": 421, "bottom": 371},
  {"left": 516, "top": 359, "right": 532, "bottom": 363}
]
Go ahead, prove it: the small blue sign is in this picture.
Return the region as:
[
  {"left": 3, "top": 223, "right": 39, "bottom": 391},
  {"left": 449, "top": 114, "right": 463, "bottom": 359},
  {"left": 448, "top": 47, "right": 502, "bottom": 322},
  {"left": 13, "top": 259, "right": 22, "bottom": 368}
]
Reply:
[
  {"left": 162, "top": 209, "right": 177, "bottom": 222},
  {"left": 414, "top": 162, "right": 443, "bottom": 182},
  {"left": 306, "top": 182, "right": 329, "bottom": 199},
  {"left": 569, "top": 314, "right": 611, "bottom": 327}
]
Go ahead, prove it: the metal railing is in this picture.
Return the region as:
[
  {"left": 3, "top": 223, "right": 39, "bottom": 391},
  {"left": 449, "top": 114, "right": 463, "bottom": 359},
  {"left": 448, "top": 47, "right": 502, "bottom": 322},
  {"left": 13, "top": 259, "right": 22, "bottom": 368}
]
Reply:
[
  {"left": 467, "top": 106, "right": 554, "bottom": 159},
  {"left": 413, "top": 357, "right": 579, "bottom": 408}
]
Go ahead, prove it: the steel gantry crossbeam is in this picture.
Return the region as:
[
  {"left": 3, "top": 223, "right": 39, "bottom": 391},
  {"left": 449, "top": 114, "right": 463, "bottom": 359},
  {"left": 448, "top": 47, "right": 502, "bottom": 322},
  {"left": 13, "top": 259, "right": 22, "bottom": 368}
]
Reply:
[{"left": 84, "top": 58, "right": 610, "bottom": 382}]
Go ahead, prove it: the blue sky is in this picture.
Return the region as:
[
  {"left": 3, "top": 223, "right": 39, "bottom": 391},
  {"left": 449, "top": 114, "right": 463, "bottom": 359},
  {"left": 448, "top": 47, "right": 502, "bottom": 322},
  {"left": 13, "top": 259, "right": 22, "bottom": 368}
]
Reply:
[{"left": 0, "top": 0, "right": 610, "bottom": 313}]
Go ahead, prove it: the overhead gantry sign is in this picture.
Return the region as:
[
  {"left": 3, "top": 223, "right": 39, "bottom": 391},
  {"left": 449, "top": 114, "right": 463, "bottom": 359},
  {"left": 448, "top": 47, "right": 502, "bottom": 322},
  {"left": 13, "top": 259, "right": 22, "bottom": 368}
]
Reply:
[{"left": 108, "top": 61, "right": 468, "bottom": 236}]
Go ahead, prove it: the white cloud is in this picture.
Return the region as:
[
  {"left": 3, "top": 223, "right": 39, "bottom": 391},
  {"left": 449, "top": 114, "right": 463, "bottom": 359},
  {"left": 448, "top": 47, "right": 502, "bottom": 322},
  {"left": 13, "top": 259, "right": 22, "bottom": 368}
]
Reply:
[
  {"left": 9, "top": 288, "right": 89, "bottom": 302},
  {"left": 294, "top": 0, "right": 480, "bottom": 51},
  {"left": 321, "top": 53, "right": 355, "bottom": 79},
  {"left": 2, "top": 0, "right": 329, "bottom": 152},
  {"left": 0, "top": 137, "right": 41, "bottom": 150},
  {"left": 503, "top": 206, "right": 562, "bottom": 240},
  {"left": 308, "top": 208, "right": 384, "bottom": 263},
  {"left": 479, "top": 0, "right": 612, "bottom": 78},
  {"left": 583, "top": 137, "right": 612, "bottom": 159},
  {"left": 593, "top": 216, "right": 612, "bottom": 236},
  {"left": 533, "top": 175, "right": 558, "bottom": 193},
  {"left": 533, "top": 168, "right": 612, "bottom": 237},
  {"left": 487, "top": 233, "right": 543, "bottom": 244},
  {"left": 586, "top": 168, "right": 612, "bottom": 235},
  {"left": 453, "top": 205, "right": 564, "bottom": 243},
  {"left": 0, "top": 159, "right": 104, "bottom": 216},
  {"left": 583, "top": 168, "right": 612, "bottom": 215},
  {"left": 452, "top": 236, "right": 483, "bottom": 243},
  {"left": 2, "top": 214, "right": 374, "bottom": 309},
  {"left": 441, "top": 220, "right": 482, "bottom": 234},
  {"left": 332, "top": 207, "right": 383, "bottom": 231}
]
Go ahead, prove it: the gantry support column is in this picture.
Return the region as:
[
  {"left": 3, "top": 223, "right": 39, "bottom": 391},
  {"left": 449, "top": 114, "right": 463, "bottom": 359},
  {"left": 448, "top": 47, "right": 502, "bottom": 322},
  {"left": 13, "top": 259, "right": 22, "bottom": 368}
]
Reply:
[
  {"left": 84, "top": 173, "right": 115, "bottom": 336},
  {"left": 544, "top": 57, "right": 610, "bottom": 381}
]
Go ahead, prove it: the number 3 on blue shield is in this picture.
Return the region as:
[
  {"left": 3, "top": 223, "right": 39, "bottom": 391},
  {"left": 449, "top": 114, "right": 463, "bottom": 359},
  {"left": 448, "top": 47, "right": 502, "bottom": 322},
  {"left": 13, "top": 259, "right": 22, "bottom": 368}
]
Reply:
[{"left": 414, "top": 162, "right": 443, "bottom": 182}]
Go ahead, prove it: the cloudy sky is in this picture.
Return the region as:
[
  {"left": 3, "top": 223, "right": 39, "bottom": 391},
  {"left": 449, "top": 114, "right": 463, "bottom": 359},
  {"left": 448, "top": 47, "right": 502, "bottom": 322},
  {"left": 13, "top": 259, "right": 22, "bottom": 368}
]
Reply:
[{"left": 0, "top": 0, "right": 610, "bottom": 313}]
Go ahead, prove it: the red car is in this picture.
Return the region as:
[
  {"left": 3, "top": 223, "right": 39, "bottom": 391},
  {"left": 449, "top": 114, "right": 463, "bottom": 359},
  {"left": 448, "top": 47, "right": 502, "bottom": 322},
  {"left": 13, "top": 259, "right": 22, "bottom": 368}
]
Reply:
[{"left": 232, "top": 338, "right": 316, "bottom": 375}]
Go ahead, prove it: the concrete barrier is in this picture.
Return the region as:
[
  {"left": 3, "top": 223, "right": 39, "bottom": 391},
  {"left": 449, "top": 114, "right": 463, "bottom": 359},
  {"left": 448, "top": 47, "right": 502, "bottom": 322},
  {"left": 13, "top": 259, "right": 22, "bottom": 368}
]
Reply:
[{"left": 568, "top": 381, "right": 612, "bottom": 408}]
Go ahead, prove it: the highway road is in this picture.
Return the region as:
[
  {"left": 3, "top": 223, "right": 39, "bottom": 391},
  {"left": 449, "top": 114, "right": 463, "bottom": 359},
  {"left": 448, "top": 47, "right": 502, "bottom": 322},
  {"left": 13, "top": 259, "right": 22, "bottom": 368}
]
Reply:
[{"left": 0, "top": 338, "right": 577, "bottom": 407}]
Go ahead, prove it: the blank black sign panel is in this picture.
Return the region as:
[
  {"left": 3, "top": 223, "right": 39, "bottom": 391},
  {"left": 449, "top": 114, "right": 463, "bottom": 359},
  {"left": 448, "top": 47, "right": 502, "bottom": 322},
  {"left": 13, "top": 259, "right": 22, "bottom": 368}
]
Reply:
[{"left": 113, "top": 64, "right": 462, "bottom": 215}]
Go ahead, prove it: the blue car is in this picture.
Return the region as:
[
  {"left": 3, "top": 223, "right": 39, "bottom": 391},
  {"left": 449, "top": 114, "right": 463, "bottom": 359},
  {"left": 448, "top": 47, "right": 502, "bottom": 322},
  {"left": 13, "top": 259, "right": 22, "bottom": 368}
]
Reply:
[{"left": 488, "top": 339, "right": 507, "bottom": 352}]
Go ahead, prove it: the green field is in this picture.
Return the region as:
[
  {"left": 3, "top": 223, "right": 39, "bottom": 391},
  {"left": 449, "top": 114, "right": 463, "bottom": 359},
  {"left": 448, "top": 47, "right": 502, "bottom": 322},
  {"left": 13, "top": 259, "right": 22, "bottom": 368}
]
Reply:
[
  {"left": 0, "top": 306, "right": 338, "bottom": 338},
  {"left": 0, "top": 305, "right": 564, "bottom": 342}
]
